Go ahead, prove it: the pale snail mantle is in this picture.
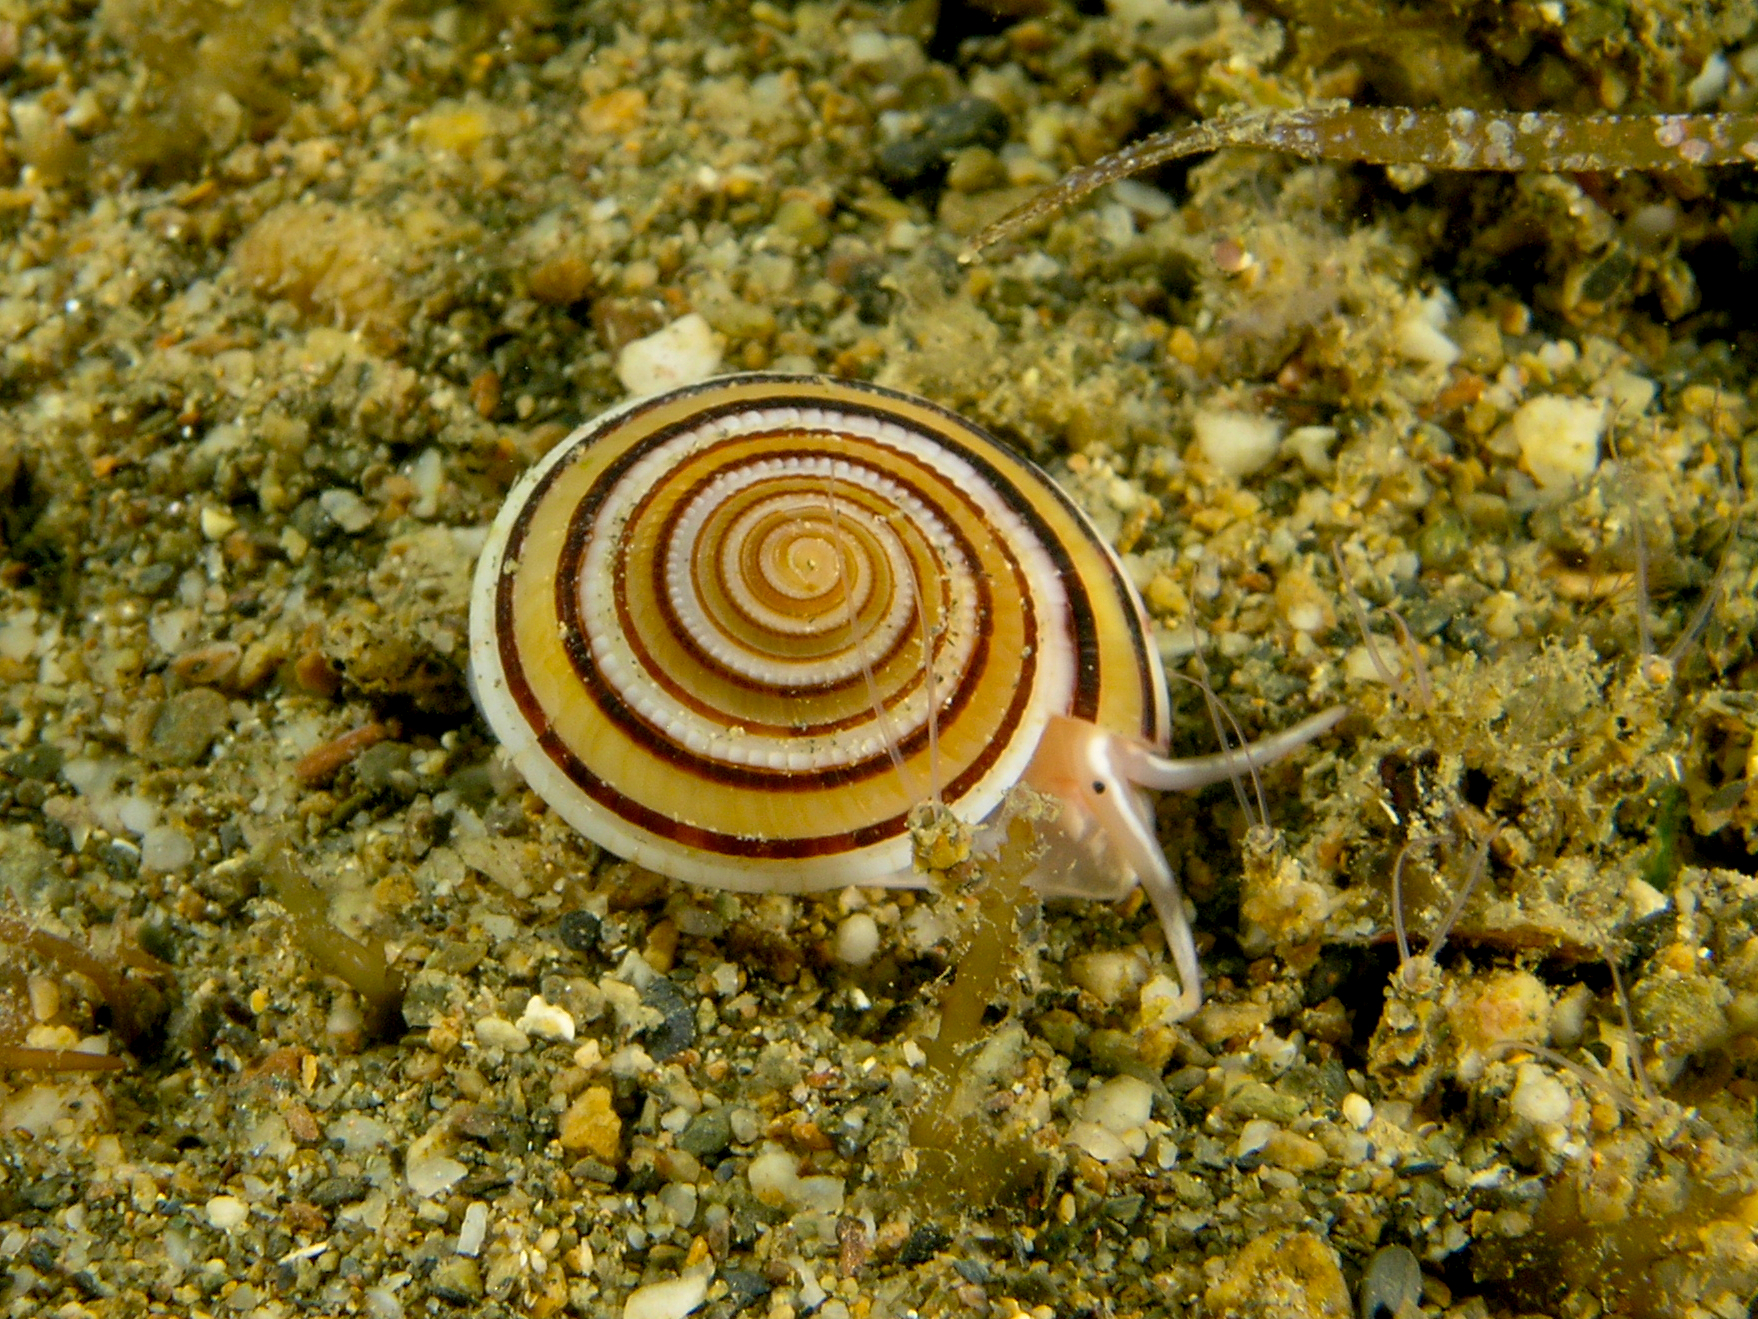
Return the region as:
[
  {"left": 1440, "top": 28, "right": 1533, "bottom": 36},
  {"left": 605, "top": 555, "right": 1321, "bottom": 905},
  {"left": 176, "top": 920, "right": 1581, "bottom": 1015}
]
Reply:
[{"left": 467, "top": 373, "right": 1344, "bottom": 1019}]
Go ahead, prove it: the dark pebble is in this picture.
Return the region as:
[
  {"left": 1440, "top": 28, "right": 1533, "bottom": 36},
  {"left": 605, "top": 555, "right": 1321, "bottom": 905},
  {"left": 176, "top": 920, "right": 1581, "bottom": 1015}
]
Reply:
[
  {"left": 876, "top": 96, "right": 1009, "bottom": 188},
  {"left": 193, "top": 857, "right": 259, "bottom": 913},
  {"left": 135, "top": 562, "right": 178, "bottom": 596},
  {"left": 641, "top": 976, "right": 696, "bottom": 1061},
  {"left": 1103, "top": 1194, "right": 1145, "bottom": 1224},
  {"left": 290, "top": 497, "right": 340, "bottom": 547},
  {"left": 570, "top": 1157, "right": 618, "bottom": 1185},
  {"left": 714, "top": 1268, "right": 771, "bottom": 1316},
  {"left": 2, "top": 745, "right": 62, "bottom": 780},
  {"left": 897, "top": 1222, "right": 950, "bottom": 1266},
  {"left": 38, "top": 814, "right": 69, "bottom": 852},
  {"left": 353, "top": 740, "right": 415, "bottom": 795},
  {"left": 100, "top": 840, "right": 140, "bottom": 881},
  {"left": 308, "top": 1175, "right": 371, "bottom": 1207},
  {"left": 1360, "top": 1244, "right": 1423, "bottom": 1319},
  {"left": 21, "top": 1177, "right": 75, "bottom": 1210},
  {"left": 455, "top": 1105, "right": 530, "bottom": 1153},
  {"left": 557, "top": 910, "right": 602, "bottom": 955},
  {"left": 677, "top": 1107, "right": 733, "bottom": 1159},
  {"left": 951, "top": 1258, "right": 989, "bottom": 1284}
]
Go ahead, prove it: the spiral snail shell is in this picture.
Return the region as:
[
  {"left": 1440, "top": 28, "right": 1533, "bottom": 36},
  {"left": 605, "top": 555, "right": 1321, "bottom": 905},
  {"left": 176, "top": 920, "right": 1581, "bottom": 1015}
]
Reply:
[{"left": 468, "top": 373, "right": 1342, "bottom": 1017}]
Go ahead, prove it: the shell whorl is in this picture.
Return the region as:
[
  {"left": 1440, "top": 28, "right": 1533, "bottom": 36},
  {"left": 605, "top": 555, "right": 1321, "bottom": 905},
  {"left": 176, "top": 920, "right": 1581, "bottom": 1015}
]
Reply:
[{"left": 467, "top": 374, "right": 1168, "bottom": 893}]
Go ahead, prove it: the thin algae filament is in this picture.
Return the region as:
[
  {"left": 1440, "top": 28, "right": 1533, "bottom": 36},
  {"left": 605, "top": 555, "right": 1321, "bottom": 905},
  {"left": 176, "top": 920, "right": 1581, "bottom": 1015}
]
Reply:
[{"left": 963, "top": 107, "right": 1758, "bottom": 258}]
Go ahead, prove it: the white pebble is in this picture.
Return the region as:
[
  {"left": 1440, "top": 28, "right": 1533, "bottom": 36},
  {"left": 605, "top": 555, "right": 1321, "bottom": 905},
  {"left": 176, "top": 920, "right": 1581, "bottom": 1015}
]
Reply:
[
  {"left": 1282, "top": 424, "right": 1336, "bottom": 475},
  {"left": 1081, "top": 1075, "right": 1153, "bottom": 1135},
  {"left": 139, "top": 826, "right": 195, "bottom": 874},
  {"left": 1509, "top": 1063, "right": 1572, "bottom": 1126},
  {"left": 1194, "top": 409, "right": 1281, "bottom": 479},
  {"left": 456, "top": 1201, "right": 488, "bottom": 1256},
  {"left": 406, "top": 1131, "right": 468, "bottom": 1198},
  {"left": 1067, "top": 1121, "right": 1131, "bottom": 1162},
  {"left": 623, "top": 1273, "right": 709, "bottom": 1319},
  {"left": 1341, "top": 1093, "right": 1373, "bottom": 1130},
  {"left": 206, "top": 1194, "right": 248, "bottom": 1231},
  {"left": 1395, "top": 293, "right": 1460, "bottom": 367},
  {"left": 116, "top": 796, "right": 159, "bottom": 836},
  {"left": 319, "top": 488, "right": 375, "bottom": 534},
  {"left": 657, "top": 1181, "right": 698, "bottom": 1228},
  {"left": 1070, "top": 949, "right": 1149, "bottom": 1006},
  {"left": 1624, "top": 876, "right": 1670, "bottom": 922},
  {"left": 1688, "top": 50, "right": 1731, "bottom": 108},
  {"left": 746, "top": 1142, "right": 845, "bottom": 1213},
  {"left": 832, "top": 913, "right": 880, "bottom": 966},
  {"left": 1235, "top": 1119, "right": 1277, "bottom": 1158},
  {"left": 1591, "top": 368, "right": 1656, "bottom": 420},
  {"left": 1138, "top": 973, "right": 1190, "bottom": 1027},
  {"left": 474, "top": 1015, "right": 531, "bottom": 1052},
  {"left": 1511, "top": 394, "right": 1605, "bottom": 491},
  {"left": 728, "top": 1107, "right": 760, "bottom": 1143},
  {"left": 515, "top": 994, "right": 576, "bottom": 1042},
  {"left": 616, "top": 313, "right": 723, "bottom": 397}
]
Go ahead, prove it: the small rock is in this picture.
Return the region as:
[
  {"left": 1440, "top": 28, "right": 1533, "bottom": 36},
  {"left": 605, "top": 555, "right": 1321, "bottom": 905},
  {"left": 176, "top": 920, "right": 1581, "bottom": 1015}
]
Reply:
[
  {"left": 139, "top": 826, "right": 194, "bottom": 874},
  {"left": 746, "top": 1142, "right": 844, "bottom": 1214},
  {"left": 557, "top": 909, "right": 603, "bottom": 954},
  {"left": 1509, "top": 1062, "right": 1572, "bottom": 1126},
  {"left": 832, "top": 913, "right": 879, "bottom": 966},
  {"left": 1512, "top": 394, "right": 1605, "bottom": 491},
  {"left": 1359, "top": 1245, "right": 1423, "bottom": 1319},
  {"left": 717, "top": 1268, "right": 771, "bottom": 1314},
  {"left": 641, "top": 976, "right": 696, "bottom": 1061},
  {"left": 428, "top": 1256, "right": 483, "bottom": 1305},
  {"left": 1082, "top": 1074, "right": 1153, "bottom": 1134},
  {"left": 205, "top": 1194, "right": 248, "bottom": 1231},
  {"left": 318, "top": 487, "right": 374, "bottom": 533},
  {"left": 616, "top": 313, "right": 722, "bottom": 397},
  {"left": 1202, "top": 1229, "right": 1351, "bottom": 1319},
  {"left": 353, "top": 741, "right": 416, "bottom": 795},
  {"left": 769, "top": 196, "right": 831, "bottom": 250},
  {"left": 895, "top": 1222, "right": 950, "bottom": 1266},
  {"left": 474, "top": 1015, "right": 530, "bottom": 1052},
  {"left": 559, "top": 1086, "right": 622, "bottom": 1164},
  {"left": 516, "top": 994, "right": 576, "bottom": 1042},
  {"left": 529, "top": 251, "right": 594, "bottom": 305},
  {"left": 1, "top": 745, "right": 63, "bottom": 780},
  {"left": 1263, "top": 1129, "right": 1329, "bottom": 1173},
  {"left": 1067, "top": 1122, "right": 1132, "bottom": 1163},
  {"left": 406, "top": 1130, "right": 468, "bottom": 1198},
  {"left": 309, "top": 1175, "right": 371, "bottom": 1207},
  {"left": 1070, "top": 950, "right": 1148, "bottom": 1006},
  {"left": 876, "top": 96, "right": 1009, "bottom": 188},
  {"left": 143, "top": 688, "right": 231, "bottom": 766},
  {"left": 1235, "top": 1119, "right": 1277, "bottom": 1159},
  {"left": 456, "top": 1200, "right": 489, "bottom": 1257},
  {"left": 1195, "top": 409, "right": 1282, "bottom": 479},
  {"left": 623, "top": 1273, "right": 708, "bottom": 1319},
  {"left": 677, "top": 1107, "right": 733, "bottom": 1160},
  {"left": 1340, "top": 1093, "right": 1373, "bottom": 1130}
]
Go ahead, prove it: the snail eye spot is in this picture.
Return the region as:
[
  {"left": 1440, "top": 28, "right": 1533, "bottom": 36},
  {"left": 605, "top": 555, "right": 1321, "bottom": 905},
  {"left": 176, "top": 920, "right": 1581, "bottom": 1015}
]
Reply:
[{"left": 1092, "top": 781, "right": 1106, "bottom": 794}]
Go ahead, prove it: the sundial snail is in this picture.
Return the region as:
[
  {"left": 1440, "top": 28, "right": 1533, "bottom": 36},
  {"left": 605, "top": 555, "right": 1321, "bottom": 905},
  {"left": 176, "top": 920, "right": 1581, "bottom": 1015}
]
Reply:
[{"left": 467, "top": 373, "right": 1344, "bottom": 1018}]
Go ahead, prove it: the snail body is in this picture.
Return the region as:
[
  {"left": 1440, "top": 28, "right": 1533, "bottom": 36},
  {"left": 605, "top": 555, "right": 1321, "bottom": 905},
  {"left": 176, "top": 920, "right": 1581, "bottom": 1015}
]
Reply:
[{"left": 469, "top": 374, "right": 1341, "bottom": 1017}]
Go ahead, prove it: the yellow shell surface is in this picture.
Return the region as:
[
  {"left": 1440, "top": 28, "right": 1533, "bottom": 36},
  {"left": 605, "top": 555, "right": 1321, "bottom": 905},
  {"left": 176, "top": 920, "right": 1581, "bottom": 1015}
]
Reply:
[{"left": 467, "top": 374, "right": 1167, "bottom": 892}]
